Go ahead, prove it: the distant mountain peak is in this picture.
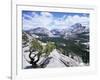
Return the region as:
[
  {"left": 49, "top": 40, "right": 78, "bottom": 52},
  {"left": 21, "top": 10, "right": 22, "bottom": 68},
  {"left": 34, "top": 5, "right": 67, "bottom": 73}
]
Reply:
[
  {"left": 27, "top": 27, "right": 53, "bottom": 37},
  {"left": 71, "top": 23, "right": 82, "bottom": 28}
]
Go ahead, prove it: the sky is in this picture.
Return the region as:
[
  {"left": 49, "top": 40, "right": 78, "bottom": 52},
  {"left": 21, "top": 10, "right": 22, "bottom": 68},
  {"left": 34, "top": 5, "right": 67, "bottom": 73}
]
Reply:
[{"left": 22, "top": 11, "right": 89, "bottom": 30}]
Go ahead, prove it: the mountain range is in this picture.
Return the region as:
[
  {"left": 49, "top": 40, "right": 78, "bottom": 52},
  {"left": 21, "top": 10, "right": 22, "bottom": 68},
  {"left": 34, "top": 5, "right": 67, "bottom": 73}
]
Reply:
[{"left": 24, "top": 23, "right": 89, "bottom": 39}]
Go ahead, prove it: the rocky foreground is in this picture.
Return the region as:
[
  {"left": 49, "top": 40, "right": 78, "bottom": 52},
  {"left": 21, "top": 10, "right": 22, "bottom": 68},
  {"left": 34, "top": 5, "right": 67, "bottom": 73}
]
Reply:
[
  {"left": 39, "top": 49, "right": 84, "bottom": 68},
  {"left": 23, "top": 48, "right": 84, "bottom": 69}
]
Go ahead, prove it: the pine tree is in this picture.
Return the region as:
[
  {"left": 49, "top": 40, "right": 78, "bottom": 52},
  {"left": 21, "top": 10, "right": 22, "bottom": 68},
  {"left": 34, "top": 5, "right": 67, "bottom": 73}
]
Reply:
[
  {"left": 43, "top": 42, "right": 56, "bottom": 56},
  {"left": 27, "top": 39, "right": 43, "bottom": 68}
]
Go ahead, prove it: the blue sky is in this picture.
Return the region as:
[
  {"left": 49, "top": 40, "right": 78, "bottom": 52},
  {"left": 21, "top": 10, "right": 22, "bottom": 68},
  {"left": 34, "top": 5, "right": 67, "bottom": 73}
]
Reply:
[{"left": 22, "top": 11, "right": 89, "bottom": 30}]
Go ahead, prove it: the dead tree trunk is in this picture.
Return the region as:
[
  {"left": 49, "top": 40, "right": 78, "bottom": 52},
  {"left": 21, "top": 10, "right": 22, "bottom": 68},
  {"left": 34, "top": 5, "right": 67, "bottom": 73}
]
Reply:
[{"left": 27, "top": 49, "right": 41, "bottom": 68}]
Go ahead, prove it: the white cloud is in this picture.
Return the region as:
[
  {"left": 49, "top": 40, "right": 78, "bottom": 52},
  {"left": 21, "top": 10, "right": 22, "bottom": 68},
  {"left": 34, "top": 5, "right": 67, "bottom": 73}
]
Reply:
[
  {"left": 40, "top": 12, "right": 53, "bottom": 17},
  {"left": 64, "top": 15, "right": 89, "bottom": 29},
  {"left": 23, "top": 12, "right": 54, "bottom": 30},
  {"left": 52, "top": 15, "right": 89, "bottom": 29},
  {"left": 23, "top": 12, "right": 89, "bottom": 30}
]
